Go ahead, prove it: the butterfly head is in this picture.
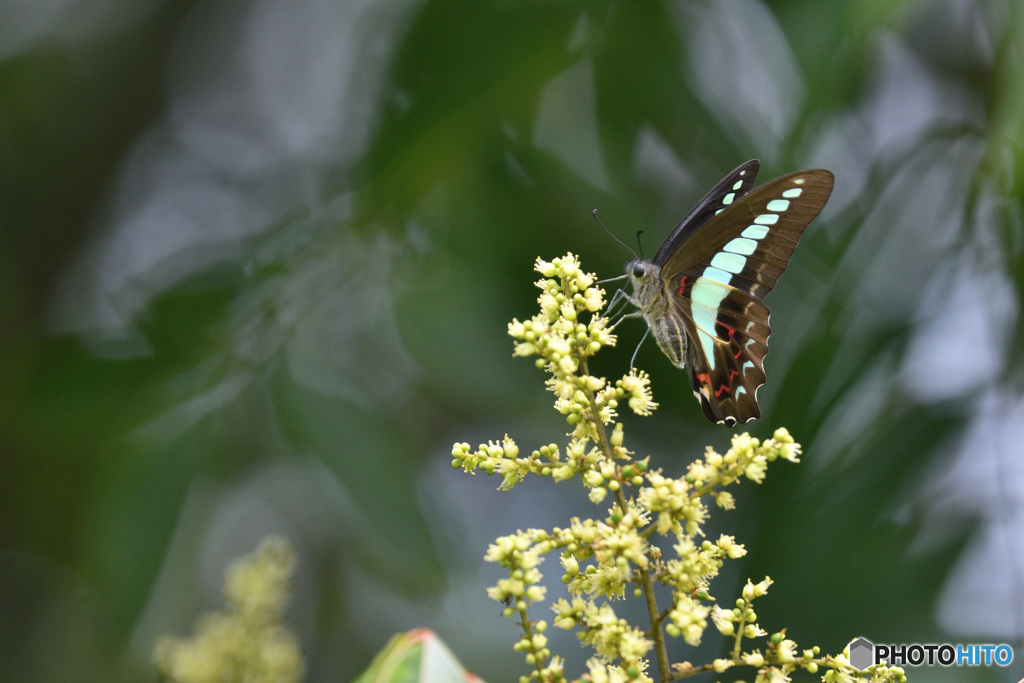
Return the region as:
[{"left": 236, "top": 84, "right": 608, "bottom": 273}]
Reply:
[
  {"left": 625, "top": 257, "right": 661, "bottom": 290},
  {"left": 625, "top": 258, "right": 658, "bottom": 281}
]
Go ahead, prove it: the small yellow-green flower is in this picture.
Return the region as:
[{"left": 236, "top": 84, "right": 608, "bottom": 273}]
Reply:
[{"left": 618, "top": 369, "right": 658, "bottom": 416}]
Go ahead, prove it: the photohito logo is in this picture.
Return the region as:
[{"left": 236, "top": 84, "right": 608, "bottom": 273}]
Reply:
[{"left": 848, "top": 637, "right": 1014, "bottom": 670}]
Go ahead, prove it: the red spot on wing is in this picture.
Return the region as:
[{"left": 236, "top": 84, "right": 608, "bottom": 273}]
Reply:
[
  {"left": 729, "top": 370, "right": 738, "bottom": 381},
  {"left": 715, "top": 384, "right": 731, "bottom": 397},
  {"left": 733, "top": 348, "right": 743, "bottom": 360},
  {"left": 695, "top": 372, "right": 711, "bottom": 386},
  {"left": 677, "top": 275, "right": 689, "bottom": 297}
]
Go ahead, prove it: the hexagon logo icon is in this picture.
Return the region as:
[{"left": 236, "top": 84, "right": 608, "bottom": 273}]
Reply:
[{"left": 849, "top": 637, "right": 875, "bottom": 671}]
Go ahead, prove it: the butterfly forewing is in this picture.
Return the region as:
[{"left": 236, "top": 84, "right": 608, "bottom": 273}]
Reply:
[
  {"left": 662, "top": 169, "right": 834, "bottom": 292},
  {"left": 652, "top": 159, "right": 761, "bottom": 266},
  {"left": 663, "top": 168, "right": 834, "bottom": 425}
]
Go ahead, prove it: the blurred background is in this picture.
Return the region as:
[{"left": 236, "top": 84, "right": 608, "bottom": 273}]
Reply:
[{"left": 2, "top": 0, "right": 1023, "bottom": 681}]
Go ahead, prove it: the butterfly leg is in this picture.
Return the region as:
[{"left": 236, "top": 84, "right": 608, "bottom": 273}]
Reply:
[
  {"left": 604, "top": 289, "right": 630, "bottom": 324},
  {"left": 611, "top": 311, "right": 644, "bottom": 332},
  {"left": 605, "top": 287, "right": 629, "bottom": 313},
  {"left": 629, "top": 327, "right": 649, "bottom": 370},
  {"left": 605, "top": 288, "right": 645, "bottom": 328}
]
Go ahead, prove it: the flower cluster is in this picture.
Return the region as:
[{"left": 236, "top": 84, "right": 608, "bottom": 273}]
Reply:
[
  {"left": 455, "top": 254, "right": 906, "bottom": 683},
  {"left": 687, "top": 429, "right": 802, "bottom": 495},
  {"left": 509, "top": 255, "right": 658, "bottom": 434},
  {"left": 454, "top": 254, "right": 656, "bottom": 502},
  {"left": 153, "top": 536, "right": 304, "bottom": 683}
]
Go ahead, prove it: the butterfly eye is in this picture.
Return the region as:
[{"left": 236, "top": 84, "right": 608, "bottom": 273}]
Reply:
[{"left": 632, "top": 263, "right": 647, "bottom": 278}]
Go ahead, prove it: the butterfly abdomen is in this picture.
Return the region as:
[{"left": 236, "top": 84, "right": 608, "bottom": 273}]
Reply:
[
  {"left": 626, "top": 260, "right": 690, "bottom": 369},
  {"left": 649, "top": 306, "right": 688, "bottom": 368}
]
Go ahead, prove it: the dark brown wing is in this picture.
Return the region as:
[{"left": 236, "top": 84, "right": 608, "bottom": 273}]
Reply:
[{"left": 662, "top": 169, "right": 834, "bottom": 425}]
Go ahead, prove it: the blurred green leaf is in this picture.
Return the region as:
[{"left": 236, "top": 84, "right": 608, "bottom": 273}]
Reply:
[{"left": 354, "top": 629, "right": 483, "bottom": 683}]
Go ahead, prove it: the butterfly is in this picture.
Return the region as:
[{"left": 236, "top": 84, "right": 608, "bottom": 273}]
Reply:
[{"left": 612, "top": 159, "right": 834, "bottom": 426}]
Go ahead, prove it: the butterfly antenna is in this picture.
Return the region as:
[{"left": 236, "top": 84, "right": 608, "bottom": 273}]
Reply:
[
  {"left": 592, "top": 209, "right": 638, "bottom": 259},
  {"left": 635, "top": 229, "right": 645, "bottom": 259}
]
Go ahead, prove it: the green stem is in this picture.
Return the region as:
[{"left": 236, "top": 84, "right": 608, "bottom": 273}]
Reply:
[
  {"left": 628, "top": 489, "right": 670, "bottom": 682},
  {"left": 731, "top": 598, "right": 748, "bottom": 660},
  {"left": 517, "top": 602, "right": 547, "bottom": 680},
  {"left": 666, "top": 662, "right": 716, "bottom": 681},
  {"left": 578, "top": 354, "right": 670, "bottom": 683},
  {"left": 667, "top": 655, "right": 867, "bottom": 681}
]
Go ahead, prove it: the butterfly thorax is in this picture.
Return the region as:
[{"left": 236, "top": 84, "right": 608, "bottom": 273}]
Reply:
[{"left": 625, "top": 258, "right": 688, "bottom": 368}]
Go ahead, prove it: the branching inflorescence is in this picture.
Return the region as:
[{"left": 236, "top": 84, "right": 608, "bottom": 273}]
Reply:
[{"left": 451, "top": 254, "right": 905, "bottom": 683}]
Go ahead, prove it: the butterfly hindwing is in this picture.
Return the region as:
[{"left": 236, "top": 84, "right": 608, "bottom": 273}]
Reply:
[
  {"left": 679, "top": 290, "right": 770, "bottom": 425},
  {"left": 664, "top": 168, "right": 834, "bottom": 425}
]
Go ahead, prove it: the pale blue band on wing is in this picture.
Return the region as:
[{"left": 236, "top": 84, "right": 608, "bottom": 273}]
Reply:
[
  {"left": 690, "top": 278, "right": 729, "bottom": 368},
  {"left": 700, "top": 265, "right": 734, "bottom": 286},
  {"left": 742, "top": 224, "right": 769, "bottom": 239},
  {"left": 710, "top": 251, "right": 746, "bottom": 274},
  {"left": 724, "top": 237, "right": 758, "bottom": 255}
]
